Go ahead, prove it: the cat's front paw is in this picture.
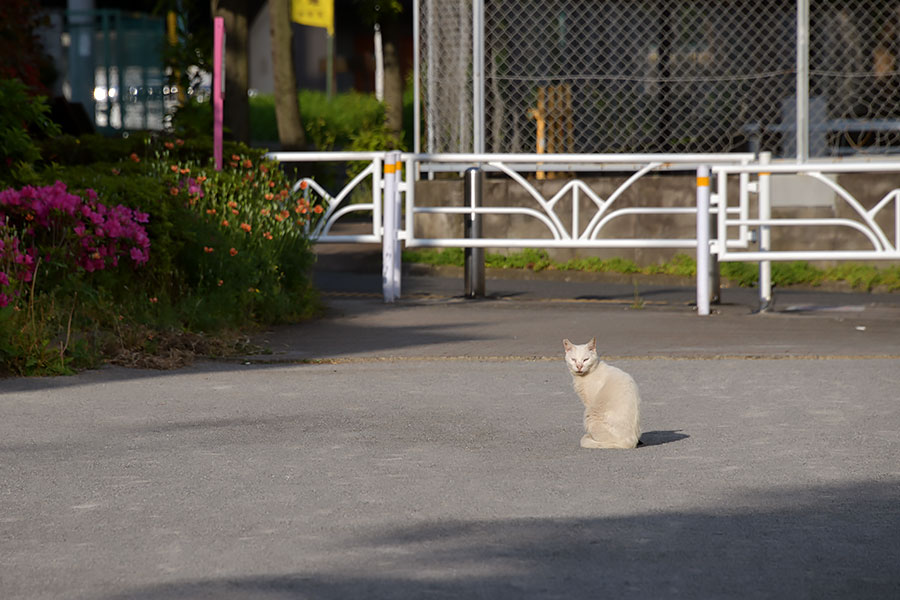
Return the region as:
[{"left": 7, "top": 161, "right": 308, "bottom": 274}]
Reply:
[{"left": 580, "top": 434, "right": 603, "bottom": 449}]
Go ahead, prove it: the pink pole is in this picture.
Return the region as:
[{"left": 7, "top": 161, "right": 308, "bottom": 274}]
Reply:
[{"left": 213, "top": 17, "right": 224, "bottom": 171}]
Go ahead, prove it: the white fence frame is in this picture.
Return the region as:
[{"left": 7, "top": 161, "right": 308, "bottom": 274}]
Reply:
[
  {"left": 697, "top": 159, "right": 900, "bottom": 315},
  {"left": 269, "top": 150, "right": 756, "bottom": 303},
  {"left": 266, "top": 151, "right": 900, "bottom": 313}
]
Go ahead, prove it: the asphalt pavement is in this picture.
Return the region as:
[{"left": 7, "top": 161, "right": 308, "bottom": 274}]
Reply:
[{"left": 1, "top": 245, "right": 899, "bottom": 599}]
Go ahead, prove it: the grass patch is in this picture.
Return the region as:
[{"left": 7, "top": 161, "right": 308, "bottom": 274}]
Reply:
[{"left": 403, "top": 248, "right": 900, "bottom": 292}]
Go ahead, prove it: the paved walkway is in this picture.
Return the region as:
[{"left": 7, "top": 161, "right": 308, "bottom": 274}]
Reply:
[{"left": 2, "top": 254, "right": 899, "bottom": 599}]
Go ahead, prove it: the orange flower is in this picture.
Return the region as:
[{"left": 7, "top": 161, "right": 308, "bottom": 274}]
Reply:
[
  {"left": 260, "top": 164, "right": 269, "bottom": 174},
  {"left": 242, "top": 158, "right": 252, "bottom": 168},
  {"left": 221, "top": 219, "right": 229, "bottom": 227},
  {"left": 197, "top": 175, "right": 207, "bottom": 183},
  {"left": 263, "top": 231, "right": 273, "bottom": 240},
  {"left": 149, "top": 297, "right": 158, "bottom": 303},
  {"left": 264, "top": 193, "right": 274, "bottom": 201},
  {"left": 203, "top": 246, "right": 214, "bottom": 253},
  {"left": 229, "top": 161, "right": 238, "bottom": 168},
  {"left": 206, "top": 208, "right": 216, "bottom": 215},
  {"left": 175, "top": 138, "right": 184, "bottom": 146},
  {"left": 227, "top": 201, "right": 237, "bottom": 208},
  {"left": 299, "top": 180, "right": 308, "bottom": 190},
  {"left": 274, "top": 215, "right": 284, "bottom": 222},
  {"left": 217, "top": 279, "right": 224, "bottom": 286},
  {"left": 240, "top": 223, "right": 251, "bottom": 233},
  {"left": 260, "top": 208, "right": 270, "bottom": 216},
  {"left": 169, "top": 187, "right": 179, "bottom": 195},
  {"left": 280, "top": 210, "right": 290, "bottom": 219},
  {"left": 170, "top": 165, "right": 179, "bottom": 172},
  {"left": 25, "top": 213, "right": 34, "bottom": 221},
  {"left": 164, "top": 141, "right": 175, "bottom": 150},
  {"left": 179, "top": 167, "right": 190, "bottom": 175},
  {"left": 231, "top": 209, "right": 239, "bottom": 215},
  {"left": 229, "top": 247, "right": 238, "bottom": 256},
  {"left": 268, "top": 181, "right": 275, "bottom": 188},
  {"left": 110, "top": 168, "right": 120, "bottom": 175},
  {"left": 129, "top": 152, "right": 140, "bottom": 163},
  {"left": 313, "top": 205, "right": 324, "bottom": 214},
  {"left": 231, "top": 154, "right": 240, "bottom": 161}
]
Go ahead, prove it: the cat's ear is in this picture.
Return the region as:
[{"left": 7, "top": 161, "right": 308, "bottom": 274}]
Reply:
[
  {"left": 588, "top": 337, "right": 597, "bottom": 351},
  {"left": 563, "top": 338, "right": 573, "bottom": 351}
]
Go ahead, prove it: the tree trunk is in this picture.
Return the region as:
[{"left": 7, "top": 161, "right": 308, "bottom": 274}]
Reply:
[
  {"left": 269, "top": 0, "right": 305, "bottom": 149},
  {"left": 382, "top": 18, "right": 403, "bottom": 139},
  {"left": 211, "top": 0, "right": 250, "bottom": 143}
]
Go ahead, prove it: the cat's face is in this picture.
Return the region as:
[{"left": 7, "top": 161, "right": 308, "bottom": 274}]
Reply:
[{"left": 563, "top": 338, "right": 598, "bottom": 376}]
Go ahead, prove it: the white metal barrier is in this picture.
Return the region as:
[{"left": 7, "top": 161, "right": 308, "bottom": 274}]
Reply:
[
  {"left": 265, "top": 151, "right": 385, "bottom": 244},
  {"left": 402, "top": 153, "right": 756, "bottom": 251},
  {"left": 267, "top": 150, "right": 900, "bottom": 311},
  {"left": 268, "top": 151, "right": 757, "bottom": 303},
  {"left": 696, "top": 159, "right": 900, "bottom": 315}
]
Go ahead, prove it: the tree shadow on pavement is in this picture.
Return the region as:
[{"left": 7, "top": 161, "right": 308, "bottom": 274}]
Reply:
[{"left": 97, "top": 479, "right": 900, "bottom": 600}]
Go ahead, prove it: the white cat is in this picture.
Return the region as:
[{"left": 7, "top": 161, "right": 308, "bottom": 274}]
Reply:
[{"left": 563, "top": 337, "right": 642, "bottom": 449}]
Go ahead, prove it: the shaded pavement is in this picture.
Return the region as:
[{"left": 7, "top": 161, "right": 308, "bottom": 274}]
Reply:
[{"left": 1, "top": 242, "right": 899, "bottom": 599}]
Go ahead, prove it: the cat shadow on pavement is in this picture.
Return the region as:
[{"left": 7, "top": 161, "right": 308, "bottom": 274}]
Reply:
[{"left": 638, "top": 430, "right": 689, "bottom": 447}]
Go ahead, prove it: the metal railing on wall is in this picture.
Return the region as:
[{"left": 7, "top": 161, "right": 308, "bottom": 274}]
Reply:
[{"left": 269, "top": 151, "right": 900, "bottom": 311}]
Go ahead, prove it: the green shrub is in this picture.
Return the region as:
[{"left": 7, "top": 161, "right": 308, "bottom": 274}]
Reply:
[
  {"left": 170, "top": 90, "right": 399, "bottom": 151},
  {"left": 1, "top": 134, "right": 320, "bottom": 376},
  {"left": 0, "top": 78, "right": 60, "bottom": 183}
]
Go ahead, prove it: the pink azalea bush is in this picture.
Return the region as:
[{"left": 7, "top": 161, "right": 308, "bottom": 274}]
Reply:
[{"left": 0, "top": 181, "right": 150, "bottom": 308}]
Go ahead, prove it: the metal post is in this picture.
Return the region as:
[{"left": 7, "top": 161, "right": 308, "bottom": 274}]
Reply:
[
  {"left": 412, "top": 0, "right": 421, "bottom": 154},
  {"left": 472, "top": 0, "right": 485, "bottom": 153},
  {"left": 392, "top": 154, "right": 403, "bottom": 299},
  {"left": 425, "top": 0, "right": 435, "bottom": 156},
  {"left": 709, "top": 205, "right": 721, "bottom": 305},
  {"left": 213, "top": 17, "right": 224, "bottom": 171},
  {"left": 796, "top": 0, "right": 810, "bottom": 162},
  {"left": 464, "top": 167, "right": 485, "bottom": 297},
  {"left": 696, "top": 166, "right": 711, "bottom": 316},
  {"left": 758, "top": 152, "right": 773, "bottom": 311},
  {"left": 382, "top": 151, "right": 399, "bottom": 302}
]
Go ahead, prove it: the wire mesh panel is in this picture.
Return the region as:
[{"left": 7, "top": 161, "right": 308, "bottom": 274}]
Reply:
[{"left": 420, "top": 0, "right": 900, "bottom": 158}]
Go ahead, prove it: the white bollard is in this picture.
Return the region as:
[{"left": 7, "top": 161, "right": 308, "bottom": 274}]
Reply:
[
  {"left": 696, "top": 165, "right": 711, "bottom": 316},
  {"left": 758, "top": 152, "right": 773, "bottom": 311},
  {"left": 382, "top": 151, "right": 399, "bottom": 302}
]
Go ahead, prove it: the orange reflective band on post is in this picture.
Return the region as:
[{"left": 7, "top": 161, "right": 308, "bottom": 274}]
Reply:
[
  {"left": 385, "top": 163, "right": 396, "bottom": 174},
  {"left": 696, "top": 176, "right": 710, "bottom": 187},
  {"left": 759, "top": 172, "right": 771, "bottom": 176}
]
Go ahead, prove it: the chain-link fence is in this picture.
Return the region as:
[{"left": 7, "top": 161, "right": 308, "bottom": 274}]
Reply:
[{"left": 419, "top": 0, "right": 900, "bottom": 158}]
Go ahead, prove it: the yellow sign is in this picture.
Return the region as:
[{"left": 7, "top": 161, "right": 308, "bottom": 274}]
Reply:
[{"left": 292, "top": 0, "right": 334, "bottom": 35}]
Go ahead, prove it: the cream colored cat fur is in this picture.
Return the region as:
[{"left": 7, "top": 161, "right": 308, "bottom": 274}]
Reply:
[{"left": 563, "top": 337, "right": 642, "bottom": 449}]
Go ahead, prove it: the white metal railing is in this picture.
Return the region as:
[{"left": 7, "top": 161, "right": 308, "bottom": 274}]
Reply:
[
  {"left": 269, "top": 151, "right": 756, "bottom": 302},
  {"left": 696, "top": 159, "right": 900, "bottom": 315},
  {"left": 402, "top": 153, "right": 756, "bottom": 250},
  {"left": 265, "top": 151, "right": 384, "bottom": 244},
  {"left": 266, "top": 151, "right": 900, "bottom": 312}
]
